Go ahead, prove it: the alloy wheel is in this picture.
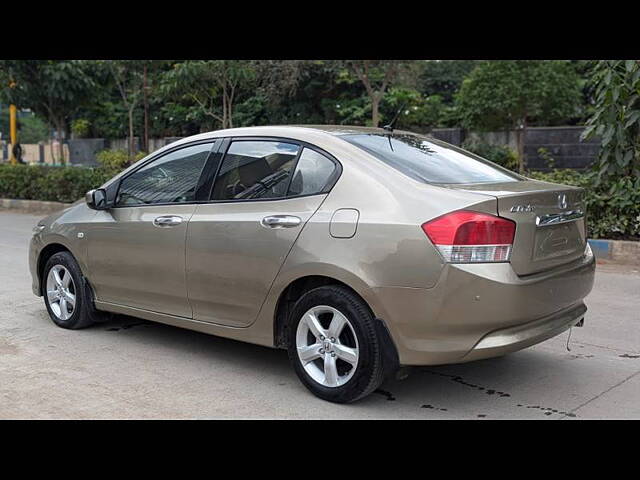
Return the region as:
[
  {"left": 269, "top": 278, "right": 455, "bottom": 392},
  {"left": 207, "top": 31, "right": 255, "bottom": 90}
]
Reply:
[
  {"left": 295, "top": 305, "right": 359, "bottom": 387},
  {"left": 46, "top": 265, "right": 76, "bottom": 321}
]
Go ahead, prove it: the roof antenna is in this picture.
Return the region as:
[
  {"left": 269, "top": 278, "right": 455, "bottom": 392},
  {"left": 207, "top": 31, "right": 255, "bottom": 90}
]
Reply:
[{"left": 382, "top": 103, "right": 406, "bottom": 132}]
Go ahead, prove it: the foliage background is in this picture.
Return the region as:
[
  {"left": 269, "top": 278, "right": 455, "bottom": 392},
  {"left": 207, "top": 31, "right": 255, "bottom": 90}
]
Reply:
[{"left": 0, "top": 59, "right": 637, "bottom": 240}]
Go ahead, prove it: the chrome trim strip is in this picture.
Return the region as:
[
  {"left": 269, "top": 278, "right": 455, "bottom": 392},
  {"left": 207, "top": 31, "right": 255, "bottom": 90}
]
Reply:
[{"left": 536, "top": 209, "right": 584, "bottom": 227}]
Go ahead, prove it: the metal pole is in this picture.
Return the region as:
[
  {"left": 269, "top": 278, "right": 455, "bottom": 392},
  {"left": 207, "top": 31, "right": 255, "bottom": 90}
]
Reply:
[{"left": 9, "top": 104, "right": 17, "bottom": 164}]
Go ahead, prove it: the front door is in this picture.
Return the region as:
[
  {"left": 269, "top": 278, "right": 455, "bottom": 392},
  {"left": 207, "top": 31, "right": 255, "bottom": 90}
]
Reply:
[
  {"left": 186, "top": 139, "right": 339, "bottom": 327},
  {"left": 87, "top": 142, "right": 215, "bottom": 317}
]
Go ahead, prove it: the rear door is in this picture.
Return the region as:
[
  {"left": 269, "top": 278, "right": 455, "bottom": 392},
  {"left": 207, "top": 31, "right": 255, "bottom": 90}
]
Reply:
[
  {"left": 457, "top": 180, "right": 587, "bottom": 275},
  {"left": 186, "top": 138, "right": 340, "bottom": 327}
]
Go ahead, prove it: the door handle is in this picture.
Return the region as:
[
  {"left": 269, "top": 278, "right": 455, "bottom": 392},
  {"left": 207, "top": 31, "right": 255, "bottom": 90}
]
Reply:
[
  {"left": 261, "top": 215, "right": 301, "bottom": 228},
  {"left": 153, "top": 215, "right": 183, "bottom": 227}
]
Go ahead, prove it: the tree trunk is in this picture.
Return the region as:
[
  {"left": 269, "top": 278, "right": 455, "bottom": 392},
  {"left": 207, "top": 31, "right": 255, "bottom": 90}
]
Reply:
[
  {"left": 517, "top": 118, "right": 527, "bottom": 174},
  {"left": 371, "top": 95, "right": 380, "bottom": 128},
  {"left": 221, "top": 87, "right": 228, "bottom": 129},
  {"left": 227, "top": 94, "right": 233, "bottom": 129},
  {"left": 55, "top": 118, "right": 65, "bottom": 165},
  {"left": 143, "top": 64, "right": 149, "bottom": 153},
  {"left": 228, "top": 83, "right": 236, "bottom": 129},
  {"left": 128, "top": 107, "right": 135, "bottom": 160},
  {"left": 49, "top": 125, "right": 55, "bottom": 165}
]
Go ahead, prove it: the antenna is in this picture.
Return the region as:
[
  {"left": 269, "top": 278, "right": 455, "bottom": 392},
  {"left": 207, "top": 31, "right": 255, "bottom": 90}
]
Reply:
[{"left": 382, "top": 103, "right": 406, "bottom": 132}]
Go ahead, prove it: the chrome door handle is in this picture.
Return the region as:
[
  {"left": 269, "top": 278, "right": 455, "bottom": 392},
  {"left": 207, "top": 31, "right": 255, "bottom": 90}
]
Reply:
[
  {"left": 153, "top": 215, "right": 183, "bottom": 227},
  {"left": 261, "top": 215, "right": 301, "bottom": 228}
]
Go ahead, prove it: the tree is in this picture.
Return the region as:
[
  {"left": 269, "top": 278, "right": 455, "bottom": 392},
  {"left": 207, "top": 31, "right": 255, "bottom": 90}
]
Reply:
[
  {"left": 264, "top": 60, "right": 353, "bottom": 125},
  {"left": 106, "top": 60, "right": 145, "bottom": 158},
  {"left": 419, "top": 60, "right": 477, "bottom": 104},
  {"left": 456, "top": 60, "right": 581, "bottom": 173},
  {"left": 0, "top": 60, "right": 96, "bottom": 163},
  {"left": 344, "top": 60, "right": 411, "bottom": 127},
  {"left": 161, "top": 60, "right": 254, "bottom": 130},
  {"left": 582, "top": 60, "right": 640, "bottom": 180},
  {"left": 253, "top": 60, "right": 308, "bottom": 105}
]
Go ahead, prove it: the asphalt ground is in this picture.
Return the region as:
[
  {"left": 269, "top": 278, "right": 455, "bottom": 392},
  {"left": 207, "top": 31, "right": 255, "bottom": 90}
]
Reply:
[{"left": 1, "top": 210, "right": 638, "bottom": 419}]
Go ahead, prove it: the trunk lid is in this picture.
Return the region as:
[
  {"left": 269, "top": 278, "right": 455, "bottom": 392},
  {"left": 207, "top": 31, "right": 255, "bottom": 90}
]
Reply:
[{"left": 450, "top": 180, "right": 587, "bottom": 275}]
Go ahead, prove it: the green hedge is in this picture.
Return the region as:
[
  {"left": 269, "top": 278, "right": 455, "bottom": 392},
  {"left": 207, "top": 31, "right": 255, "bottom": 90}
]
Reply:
[
  {"left": 0, "top": 150, "right": 140, "bottom": 204},
  {"left": 0, "top": 164, "right": 112, "bottom": 204},
  {"left": 527, "top": 169, "right": 640, "bottom": 240}
]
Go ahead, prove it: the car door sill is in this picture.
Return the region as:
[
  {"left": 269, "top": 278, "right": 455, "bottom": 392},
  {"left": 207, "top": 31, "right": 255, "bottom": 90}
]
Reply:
[{"left": 94, "top": 300, "right": 274, "bottom": 347}]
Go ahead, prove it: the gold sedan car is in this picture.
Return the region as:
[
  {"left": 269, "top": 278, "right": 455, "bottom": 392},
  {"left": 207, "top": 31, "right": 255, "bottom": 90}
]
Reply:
[{"left": 29, "top": 126, "right": 595, "bottom": 403}]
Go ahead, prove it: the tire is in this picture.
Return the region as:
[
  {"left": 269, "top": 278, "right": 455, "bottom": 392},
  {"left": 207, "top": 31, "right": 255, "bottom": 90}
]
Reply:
[
  {"left": 286, "top": 285, "right": 385, "bottom": 403},
  {"left": 42, "top": 251, "right": 107, "bottom": 329}
]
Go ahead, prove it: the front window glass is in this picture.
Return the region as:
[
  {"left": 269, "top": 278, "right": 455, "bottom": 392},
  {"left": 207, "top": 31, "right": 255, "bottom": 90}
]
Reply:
[
  {"left": 116, "top": 143, "right": 211, "bottom": 206},
  {"left": 341, "top": 133, "right": 519, "bottom": 184},
  {"left": 211, "top": 141, "right": 300, "bottom": 200}
]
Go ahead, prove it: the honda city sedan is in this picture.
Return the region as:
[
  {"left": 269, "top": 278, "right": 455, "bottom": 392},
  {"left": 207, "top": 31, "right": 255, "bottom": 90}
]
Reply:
[{"left": 29, "top": 125, "right": 595, "bottom": 403}]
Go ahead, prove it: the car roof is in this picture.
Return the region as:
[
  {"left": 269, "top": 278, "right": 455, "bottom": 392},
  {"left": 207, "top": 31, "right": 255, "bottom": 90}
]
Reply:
[
  {"left": 168, "top": 125, "right": 422, "bottom": 145},
  {"left": 102, "top": 125, "right": 439, "bottom": 190},
  {"left": 283, "top": 125, "right": 418, "bottom": 136}
]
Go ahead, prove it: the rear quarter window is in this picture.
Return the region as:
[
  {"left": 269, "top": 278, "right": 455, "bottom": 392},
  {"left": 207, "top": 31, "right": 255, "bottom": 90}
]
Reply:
[{"left": 341, "top": 133, "right": 520, "bottom": 184}]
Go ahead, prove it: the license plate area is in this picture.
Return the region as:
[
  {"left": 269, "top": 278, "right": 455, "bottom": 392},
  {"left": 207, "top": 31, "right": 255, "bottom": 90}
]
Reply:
[{"left": 532, "top": 221, "right": 585, "bottom": 262}]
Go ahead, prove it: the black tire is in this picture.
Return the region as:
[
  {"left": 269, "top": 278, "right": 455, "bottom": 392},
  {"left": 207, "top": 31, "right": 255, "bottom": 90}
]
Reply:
[
  {"left": 42, "top": 251, "right": 108, "bottom": 329},
  {"left": 286, "top": 285, "right": 385, "bottom": 403}
]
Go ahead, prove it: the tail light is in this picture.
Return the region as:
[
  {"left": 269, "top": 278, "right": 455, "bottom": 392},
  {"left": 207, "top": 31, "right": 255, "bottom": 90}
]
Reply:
[{"left": 422, "top": 211, "right": 516, "bottom": 263}]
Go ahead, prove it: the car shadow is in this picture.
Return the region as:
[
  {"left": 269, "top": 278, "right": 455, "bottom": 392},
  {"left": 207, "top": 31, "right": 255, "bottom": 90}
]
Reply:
[
  {"left": 97, "top": 314, "right": 581, "bottom": 418},
  {"left": 99, "top": 314, "right": 293, "bottom": 375}
]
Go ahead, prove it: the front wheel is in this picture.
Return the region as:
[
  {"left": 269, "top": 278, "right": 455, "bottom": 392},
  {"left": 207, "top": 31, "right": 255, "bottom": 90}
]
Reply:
[
  {"left": 43, "top": 251, "right": 104, "bottom": 329},
  {"left": 286, "top": 285, "right": 385, "bottom": 403}
]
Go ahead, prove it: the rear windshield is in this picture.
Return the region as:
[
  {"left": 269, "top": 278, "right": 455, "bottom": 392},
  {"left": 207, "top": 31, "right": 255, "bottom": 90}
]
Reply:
[{"left": 341, "top": 133, "right": 520, "bottom": 184}]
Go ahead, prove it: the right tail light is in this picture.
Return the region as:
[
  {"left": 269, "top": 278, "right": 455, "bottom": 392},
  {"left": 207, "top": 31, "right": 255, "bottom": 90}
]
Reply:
[{"left": 421, "top": 210, "right": 516, "bottom": 263}]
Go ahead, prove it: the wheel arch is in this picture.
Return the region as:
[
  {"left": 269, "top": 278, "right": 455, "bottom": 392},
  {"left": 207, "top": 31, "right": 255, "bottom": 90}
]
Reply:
[
  {"left": 37, "top": 243, "right": 73, "bottom": 295},
  {"left": 272, "top": 273, "right": 400, "bottom": 376},
  {"left": 273, "top": 275, "right": 364, "bottom": 348}
]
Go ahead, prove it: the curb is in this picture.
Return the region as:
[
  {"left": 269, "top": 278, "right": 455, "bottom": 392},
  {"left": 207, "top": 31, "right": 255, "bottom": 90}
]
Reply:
[
  {"left": 588, "top": 239, "right": 640, "bottom": 265},
  {"left": 0, "top": 198, "right": 73, "bottom": 215}
]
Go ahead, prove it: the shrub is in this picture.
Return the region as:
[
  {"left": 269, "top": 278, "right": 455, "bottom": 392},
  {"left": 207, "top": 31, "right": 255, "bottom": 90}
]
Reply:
[
  {"left": 462, "top": 140, "right": 519, "bottom": 172},
  {"left": 0, "top": 164, "right": 112, "bottom": 203},
  {"left": 0, "top": 149, "right": 144, "bottom": 204},
  {"left": 71, "top": 119, "right": 91, "bottom": 138},
  {"left": 0, "top": 149, "right": 145, "bottom": 204},
  {"left": 528, "top": 169, "right": 640, "bottom": 240}
]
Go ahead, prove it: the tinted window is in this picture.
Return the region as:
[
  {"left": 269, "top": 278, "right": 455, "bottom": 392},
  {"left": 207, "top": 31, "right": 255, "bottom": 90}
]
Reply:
[
  {"left": 212, "top": 141, "right": 300, "bottom": 200},
  {"left": 288, "top": 148, "right": 336, "bottom": 196},
  {"left": 342, "top": 133, "right": 519, "bottom": 184},
  {"left": 116, "top": 143, "right": 211, "bottom": 206}
]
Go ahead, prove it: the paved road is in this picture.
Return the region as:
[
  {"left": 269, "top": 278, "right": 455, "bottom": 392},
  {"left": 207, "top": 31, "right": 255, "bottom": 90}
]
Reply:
[{"left": 1, "top": 210, "right": 639, "bottom": 419}]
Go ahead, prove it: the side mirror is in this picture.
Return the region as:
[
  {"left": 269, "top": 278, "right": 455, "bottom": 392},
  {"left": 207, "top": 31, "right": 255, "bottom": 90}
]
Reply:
[{"left": 86, "top": 188, "right": 108, "bottom": 210}]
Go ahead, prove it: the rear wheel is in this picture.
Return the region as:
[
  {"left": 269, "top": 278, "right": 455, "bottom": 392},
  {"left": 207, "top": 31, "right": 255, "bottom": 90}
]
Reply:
[
  {"left": 286, "top": 285, "right": 385, "bottom": 403},
  {"left": 43, "top": 252, "right": 107, "bottom": 329}
]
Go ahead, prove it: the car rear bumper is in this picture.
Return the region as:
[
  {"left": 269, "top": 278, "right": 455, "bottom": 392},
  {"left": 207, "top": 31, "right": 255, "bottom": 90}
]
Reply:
[
  {"left": 371, "top": 249, "right": 595, "bottom": 366},
  {"left": 461, "top": 302, "right": 586, "bottom": 362}
]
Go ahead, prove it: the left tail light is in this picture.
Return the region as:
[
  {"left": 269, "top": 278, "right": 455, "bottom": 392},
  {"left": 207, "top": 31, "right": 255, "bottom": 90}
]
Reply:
[{"left": 421, "top": 210, "right": 516, "bottom": 263}]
